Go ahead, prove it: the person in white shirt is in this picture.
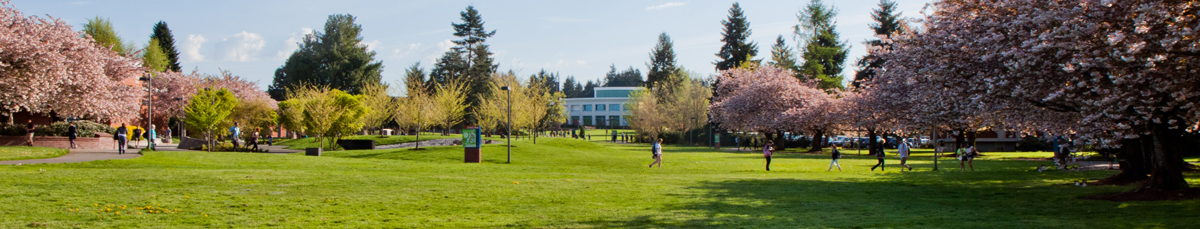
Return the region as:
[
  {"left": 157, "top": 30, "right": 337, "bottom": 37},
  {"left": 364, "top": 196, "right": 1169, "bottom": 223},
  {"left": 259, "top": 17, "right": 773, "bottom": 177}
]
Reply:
[
  {"left": 898, "top": 139, "right": 913, "bottom": 171},
  {"left": 649, "top": 138, "right": 663, "bottom": 168}
]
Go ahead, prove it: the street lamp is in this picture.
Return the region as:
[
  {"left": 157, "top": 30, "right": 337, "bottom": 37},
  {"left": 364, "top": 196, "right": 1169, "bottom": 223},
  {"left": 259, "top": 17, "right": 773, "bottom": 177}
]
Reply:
[
  {"left": 139, "top": 74, "right": 152, "bottom": 149},
  {"left": 501, "top": 86, "right": 511, "bottom": 163},
  {"left": 174, "top": 97, "right": 183, "bottom": 140}
]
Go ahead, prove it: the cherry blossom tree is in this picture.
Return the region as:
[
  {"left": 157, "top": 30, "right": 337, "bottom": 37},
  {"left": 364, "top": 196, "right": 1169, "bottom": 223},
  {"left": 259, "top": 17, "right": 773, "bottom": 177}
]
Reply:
[
  {"left": 0, "top": 1, "right": 143, "bottom": 123},
  {"left": 710, "top": 66, "right": 831, "bottom": 150},
  {"left": 880, "top": 0, "right": 1199, "bottom": 190}
]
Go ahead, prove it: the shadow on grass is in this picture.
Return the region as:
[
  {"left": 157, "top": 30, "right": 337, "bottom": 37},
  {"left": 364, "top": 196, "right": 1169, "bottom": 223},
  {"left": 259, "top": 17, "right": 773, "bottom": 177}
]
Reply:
[{"left": 571, "top": 172, "right": 1194, "bottom": 228}]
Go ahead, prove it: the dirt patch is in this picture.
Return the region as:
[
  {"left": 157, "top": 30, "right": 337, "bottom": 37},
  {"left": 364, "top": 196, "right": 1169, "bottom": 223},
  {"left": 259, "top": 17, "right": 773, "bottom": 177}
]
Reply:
[{"left": 1082, "top": 187, "right": 1200, "bottom": 202}]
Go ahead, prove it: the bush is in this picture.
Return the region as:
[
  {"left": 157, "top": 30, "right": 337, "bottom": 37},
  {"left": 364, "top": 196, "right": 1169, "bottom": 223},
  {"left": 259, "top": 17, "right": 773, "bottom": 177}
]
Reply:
[
  {"left": 1016, "top": 136, "right": 1052, "bottom": 152},
  {"left": 1, "top": 120, "right": 114, "bottom": 137}
]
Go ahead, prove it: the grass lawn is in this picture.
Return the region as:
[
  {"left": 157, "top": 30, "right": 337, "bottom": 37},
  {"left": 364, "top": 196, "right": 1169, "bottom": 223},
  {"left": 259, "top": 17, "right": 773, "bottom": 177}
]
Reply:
[
  {"left": 272, "top": 133, "right": 456, "bottom": 150},
  {"left": 0, "top": 146, "right": 68, "bottom": 161},
  {"left": 1, "top": 137, "right": 1196, "bottom": 228}
]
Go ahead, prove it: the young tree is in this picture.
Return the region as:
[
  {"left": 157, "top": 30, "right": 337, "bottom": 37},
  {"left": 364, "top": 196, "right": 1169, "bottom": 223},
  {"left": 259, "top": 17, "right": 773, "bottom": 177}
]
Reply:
[
  {"left": 184, "top": 87, "right": 239, "bottom": 151},
  {"left": 403, "top": 62, "right": 428, "bottom": 97},
  {"left": 269, "top": 14, "right": 383, "bottom": 100},
  {"left": 360, "top": 83, "right": 395, "bottom": 136},
  {"left": 796, "top": 0, "right": 849, "bottom": 91},
  {"left": 82, "top": 16, "right": 133, "bottom": 55},
  {"left": 289, "top": 87, "right": 368, "bottom": 150},
  {"left": 142, "top": 38, "right": 169, "bottom": 73},
  {"left": 646, "top": 33, "right": 678, "bottom": 90},
  {"left": 665, "top": 77, "right": 713, "bottom": 144},
  {"left": 430, "top": 80, "right": 469, "bottom": 136},
  {"left": 151, "top": 21, "right": 182, "bottom": 72},
  {"left": 227, "top": 97, "right": 279, "bottom": 139},
  {"left": 714, "top": 2, "right": 758, "bottom": 71},
  {"left": 624, "top": 88, "right": 665, "bottom": 140}
]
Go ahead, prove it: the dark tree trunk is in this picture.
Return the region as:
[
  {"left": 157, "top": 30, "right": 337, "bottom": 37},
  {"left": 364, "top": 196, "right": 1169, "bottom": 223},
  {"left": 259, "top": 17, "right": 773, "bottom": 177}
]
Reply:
[
  {"left": 966, "top": 130, "right": 978, "bottom": 147},
  {"left": 1103, "top": 137, "right": 1149, "bottom": 183},
  {"left": 867, "top": 128, "right": 878, "bottom": 156},
  {"left": 954, "top": 129, "right": 966, "bottom": 150},
  {"left": 773, "top": 130, "right": 786, "bottom": 151},
  {"left": 1148, "top": 123, "right": 1189, "bottom": 190},
  {"left": 810, "top": 129, "right": 826, "bottom": 152}
]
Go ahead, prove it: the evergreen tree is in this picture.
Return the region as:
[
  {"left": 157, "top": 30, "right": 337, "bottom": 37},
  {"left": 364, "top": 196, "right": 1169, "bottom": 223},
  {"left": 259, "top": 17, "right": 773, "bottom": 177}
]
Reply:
[
  {"left": 82, "top": 16, "right": 132, "bottom": 55},
  {"left": 714, "top": 2, "right": 758, "bottom": 71},
  {"left": 769, "top": 35, "right": 800, "bottom": 76},
  {"left": 562, "top": 76, "right": 584, "bottom": 98},
  {"left": 529, "top": 69, "right": 561, "bottom": 93},
  {"left": 142, "top": 38, "right": 169, "bottom": 73},
  {"left": 852, "top": 0, "right": 904, "bottom": 88},
  {"left": 431, "top": 5, "right": 498, "bottom": 126},
  {"left": 796, "top": 0, "right": 849, "bottom": 91},
  {"left": 404, "top": 62, "right": 428, "bottom": 97},
  {"left": 268, "top": 14, "right": 384, "bottom": 101},
  {"left": 581, "top": 80, "right": 599, "bottom": 98},
  {"left": 151, "top": 21, "right": 182, "bottom": 72},
  {"left": 646, "top": 33, "right": 677, "bottom": 90},
  {"left": 602, "top": 65, "right": 644, "bottom": 87}
]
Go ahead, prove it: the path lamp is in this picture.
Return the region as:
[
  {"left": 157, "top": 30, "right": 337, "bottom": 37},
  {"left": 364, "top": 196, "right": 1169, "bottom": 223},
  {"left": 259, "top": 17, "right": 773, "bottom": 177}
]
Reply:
[
  {"left": 689, "top": 117, "right": 696, "bottom": 146},
  {"left": 501, "top": 86, "right": 511, "bottom": 163},
  {"left": 174, "top": 97, "right": 183, "bottom": 140},
  {"left": 139, "top": 74, "right": 153, "bottom": 149}
]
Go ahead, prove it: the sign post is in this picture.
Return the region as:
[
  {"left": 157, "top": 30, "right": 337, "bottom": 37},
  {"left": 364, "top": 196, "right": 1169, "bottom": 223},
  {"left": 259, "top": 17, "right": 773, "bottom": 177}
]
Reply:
[
  {"left": 463, "top": 126, "right": 482, "bottom": 163},
  {"left": 713, "top": 133, "right": 721, "bottom": 149}
]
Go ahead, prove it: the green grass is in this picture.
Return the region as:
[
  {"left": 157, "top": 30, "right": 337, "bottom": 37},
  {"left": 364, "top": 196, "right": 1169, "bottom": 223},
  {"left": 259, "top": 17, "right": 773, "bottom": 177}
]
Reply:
[
  {"left": 1, "top": 137, "right": 1196, "bottom": 228},
  {"left": 0, "top": 146, "right": 68, "bottom": 161},
  {"left": 272, "top": 133, "right": 456, "bottom": 150}
]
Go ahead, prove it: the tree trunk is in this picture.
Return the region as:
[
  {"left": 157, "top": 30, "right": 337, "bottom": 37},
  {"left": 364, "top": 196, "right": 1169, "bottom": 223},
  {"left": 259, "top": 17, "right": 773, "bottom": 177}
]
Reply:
[
  {"left": 954, "top": 129, "right": 966, "bottom": 150},
  {"left": 775, "top": 130, "right": 786, "bottom": 151},
  {"left": 867, "top": 128, "right": 878, "bottom": 156},
  {"left": 1148, "top": 123, "right": 1189, "bottom": 190},
  {"left": 1103, "top": 137, "right": 1149, "bottom": 183},
  {"left": 415, "top": 128, "right": 421, "bottom": 149},
  {"left": 966, "top": 130, "right": 977, "bottom": 147},
  {"left": 810, "top": 129, "right": 825, "bottom": 152}
]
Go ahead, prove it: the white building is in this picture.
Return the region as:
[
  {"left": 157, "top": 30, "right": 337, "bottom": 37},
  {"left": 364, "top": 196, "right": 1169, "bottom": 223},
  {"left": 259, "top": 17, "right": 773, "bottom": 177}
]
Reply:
[{"left": 564, "top": 87, "right": 641, "bottom": 127}]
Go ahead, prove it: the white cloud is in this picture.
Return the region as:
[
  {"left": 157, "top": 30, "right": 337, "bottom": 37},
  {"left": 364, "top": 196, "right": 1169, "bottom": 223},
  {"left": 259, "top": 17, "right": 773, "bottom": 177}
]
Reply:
[
  {"left": 275, "top": 28, "right": 313, "bottom": 60},
  {"left": 389, "top": 42, "right": 423, "bottom": 59},
  {"left": 646, "top": 2, "right": 685, "bottom": 10},
  {"left": 182, "top": 34, "right": 207, "bottom": 62},
  {"left": 361, "top": 40, "right": 381, "bottom": 52},
  {"left": 426, "top": 39, "right": 456, "bottom": 63},
  {"left": 215, "top": 31, "right": 265, "bottom": 62}
]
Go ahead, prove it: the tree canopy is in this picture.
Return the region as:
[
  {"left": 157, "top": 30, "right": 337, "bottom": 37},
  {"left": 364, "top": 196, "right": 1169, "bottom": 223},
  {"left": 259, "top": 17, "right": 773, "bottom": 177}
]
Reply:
[
  {"left": 714, "top": 2, "right": 758, "bottom": 71},
  {"left": 151, "top": 21, "right": 182, "bottom": 72},
  {"left": 796, "top": 0, "right": 849, "bottom": 91},
  {"left": 269, "top": 14, "right": 383, "bottom": 101}
]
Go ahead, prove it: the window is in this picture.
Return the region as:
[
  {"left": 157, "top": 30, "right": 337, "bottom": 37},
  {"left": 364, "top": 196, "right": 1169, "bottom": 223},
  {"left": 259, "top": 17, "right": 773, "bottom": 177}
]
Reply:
[
  {"left": 610, "top": 116, "right": 621, "bottom": 126},
  {"left": 610, "top": 104, "right": 621, "bottom": 111},
  {"left": 570, "top": 116, "right": 580, "bottom": 125},
  {"left": 596, "top": 104, "right": 606, "bottom": 111},
  {"left": 595, "top": 116, "right": 605, "bottom": 126},
  {"left": 583, "top": 105, "right": 592, "bottom": 111},
  {"left": 583, "top": 116, "right": 593, "bottom": 126},
  {"left": 571, "top": 105, "right": 580, "bottom": 111}
]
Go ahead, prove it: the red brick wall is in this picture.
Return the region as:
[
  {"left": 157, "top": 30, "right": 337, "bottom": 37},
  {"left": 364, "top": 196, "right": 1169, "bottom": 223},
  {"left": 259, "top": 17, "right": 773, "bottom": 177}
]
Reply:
[{"left": 0, "top": 136, "right": 120, "bottom": 150}]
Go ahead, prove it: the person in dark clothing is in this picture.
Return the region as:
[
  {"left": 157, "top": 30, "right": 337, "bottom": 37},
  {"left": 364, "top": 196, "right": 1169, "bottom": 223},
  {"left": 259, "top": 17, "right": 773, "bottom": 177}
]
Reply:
[
  {"left": 828, "top": 145, "right": 843, "bottom": 171},
  {"left": 67, "top": 122, "right": 78, "bottom": 149},
  {"left": 250, "top": 127, "right": 261, "bottom": 151},
  {"left": 26, "top": 119, "right": 35, "bottom": 146},
  {"left": 871, "top": 146, "right": 886, "bottom": 171},
  {"left": 115, "top": 124, "right": 128, "bottom": 155},
  {"left": 132, "top": 128, "right": 143, "bottom": 148},
  {"left": 763, "top": 140, "right": 774, "bottom": 171}
]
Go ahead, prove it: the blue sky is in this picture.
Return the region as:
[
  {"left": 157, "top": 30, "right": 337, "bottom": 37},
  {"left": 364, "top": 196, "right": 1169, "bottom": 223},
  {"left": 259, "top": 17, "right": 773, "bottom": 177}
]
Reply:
[{"left": 12, "top": 0, "right": 932, "bottom": 90}]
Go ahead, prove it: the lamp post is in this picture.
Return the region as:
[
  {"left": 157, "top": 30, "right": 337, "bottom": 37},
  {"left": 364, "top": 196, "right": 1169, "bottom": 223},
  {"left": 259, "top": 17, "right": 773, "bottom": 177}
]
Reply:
[
  {"left": 173, "top": 97, "right": 183, "bottom": 140},
  {"left": 501, "top": 86, "right": 511, "bottom": 163},
  {"left": 138, "top": 74, "right": 153, "bottom": 149}
]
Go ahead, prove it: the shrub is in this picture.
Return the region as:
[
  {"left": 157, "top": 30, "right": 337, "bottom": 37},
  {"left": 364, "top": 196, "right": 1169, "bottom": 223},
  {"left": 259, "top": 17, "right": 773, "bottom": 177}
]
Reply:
[{"left": 1, "top": 121, "right": 114, "bottom": 137}]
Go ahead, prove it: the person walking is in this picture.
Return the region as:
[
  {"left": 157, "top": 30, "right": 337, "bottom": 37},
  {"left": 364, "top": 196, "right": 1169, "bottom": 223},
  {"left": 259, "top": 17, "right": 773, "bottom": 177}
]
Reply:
[
  {"left": 649, "top": 138, "right": 664, "bottom": 168},
  {"left": 898, "top": 139, "right": 913, "bottom": 171},
  {"left": 67, "top": 122, "right": 78, "bottom": 149},
  {"left": 131, "top": 127, "right": 143, "bottom": 148},
  {"left": 115, "top": 124, "right": 128, "bottom": 155},
  {"left": 164, "top": 127, "right": 172, "bottom": 143},
  {"left": 147, "top": 125, "right": 157, "bottom": 151},
  {"left": 25, "top": 119, "right": 35, "bottom": 146},
  {"left": 763, "top": 140, "right": 774, "bottom": 171},
  {"left": 871, "top": 144, "right": 886, "bottom": 171},
  {"left": 250, "top": 127, "right": 261, "bottom": 151},
  {"left": 828, "top": 144, "right": 843, "bottom": 171},
  {"left": 230, "top": 122, "right": 241, "bottom": 151},
  {"left": 961, "top": 145, "right": 977, "bottom": 171}
]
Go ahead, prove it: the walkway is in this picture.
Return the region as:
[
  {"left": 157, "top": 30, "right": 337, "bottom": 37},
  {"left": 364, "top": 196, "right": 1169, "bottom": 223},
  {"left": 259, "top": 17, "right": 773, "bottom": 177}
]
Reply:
[{"left": 0, "top": 147, "right": 139, "bottom": 165}]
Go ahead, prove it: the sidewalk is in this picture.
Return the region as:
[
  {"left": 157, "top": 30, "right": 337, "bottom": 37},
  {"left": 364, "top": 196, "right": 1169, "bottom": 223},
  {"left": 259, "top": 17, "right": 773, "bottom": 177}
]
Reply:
[{"left": 0, "top": 147, "right": 139, "bottom": 165}]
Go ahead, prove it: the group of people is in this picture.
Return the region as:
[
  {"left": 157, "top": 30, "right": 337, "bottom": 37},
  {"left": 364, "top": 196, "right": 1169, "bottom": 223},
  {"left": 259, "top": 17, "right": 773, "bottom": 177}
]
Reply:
[
  {"left": 647, "top": 137, "right": 981, "bottom": 172},
  {"left": 112, "top": 123, "right": 162, "bottom": 154}
]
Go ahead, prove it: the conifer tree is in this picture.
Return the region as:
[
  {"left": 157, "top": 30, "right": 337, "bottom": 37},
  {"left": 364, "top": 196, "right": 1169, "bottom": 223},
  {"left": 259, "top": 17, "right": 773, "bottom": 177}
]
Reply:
[
  {"left": 769, "top": 35, "right": 800, "bottom": 77},
  {"left": 151, "top": 21, "right": 182, "bottom": 72},
  {"left": 82, "top": 16, "right": 132, "bottom": 55},
  {"left": 796, "top": 0, "right": 849, "bottom": 91},
  {"left": 646, "top": 33, "right": 677, "bottom": 90},
  {"left": 714, "top": 2, "right": 758, "bottom": 71},
  {"left": 431, "top": 5, "right": 498, "bottom": 126},
  {"left": 269, "top": 14, "right": 383, "bottom": 101},
  {"left": 852, "top": 0, "right": 904, "bottom": 88}
]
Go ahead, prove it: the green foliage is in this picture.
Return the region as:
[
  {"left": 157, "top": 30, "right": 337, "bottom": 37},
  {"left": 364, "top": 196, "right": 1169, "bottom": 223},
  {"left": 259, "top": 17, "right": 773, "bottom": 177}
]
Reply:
[
  {"left": 403, "top": 62, "right": 428, "bottom": 97},
  {"left": 269, "top": 14, "right": 384, "bottom": 101},
  {"left": 184, "top": 87, "right": 239, "bottom": 150},
  {"left": 431, "top": 5, "right": 498, "bottom": 126},
  {"left": 151, "top": 21, "right": 182, "bottom": 72},
  {"left": 529, "top": 69, "right": 561, "bottom": 92},
  {"left": 276, "top": 100, "right": 305, "bottom": 135},
  {"left": 288, "top": 88, "right": 369, "bottom": 150},
  {"left": 601, "top": 65, "right": 643, "bottom": 87},
  {"left": 714, "top": 2, "right": 759, "bottom": 71},
  {"left": 2, "top": 121, "right": 114, "bottom": 137},
  {"left": 852, "top": 0, "right": 904, "bottom": 88},
  {"left": 796, "top": 0, "right": 849, "bottom": 91},
  {"left": 562, "top": 76, "right": 584, "bottom": 98},
  {"left": 646, "top": 33, "right": 677, "bottom": 90},
  {"left": 142, "top": 38, "right": 169, "bottom": 72},
  {"left": 82, "top": 16, "right": 132, "bottom": 55},
  {"left": 227, "top": 98, "right": 279, "bottom": 136},
  {"left": 769, "top": 35, "right": 801, "bottom": 76}
]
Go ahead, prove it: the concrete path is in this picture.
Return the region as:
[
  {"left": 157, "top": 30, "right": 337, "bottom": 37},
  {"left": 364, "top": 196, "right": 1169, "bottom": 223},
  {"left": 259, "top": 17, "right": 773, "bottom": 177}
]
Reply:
[{"left": 0, "top": 147, "right": 139, "bottom": 165}]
